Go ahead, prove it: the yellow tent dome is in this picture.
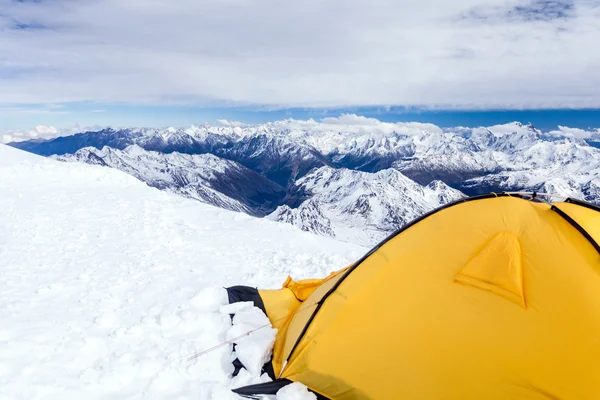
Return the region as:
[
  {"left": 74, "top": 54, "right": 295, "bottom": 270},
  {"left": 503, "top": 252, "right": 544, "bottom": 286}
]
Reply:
[{"left": 231, "top": 194, "right": 600, "bottom": 399}]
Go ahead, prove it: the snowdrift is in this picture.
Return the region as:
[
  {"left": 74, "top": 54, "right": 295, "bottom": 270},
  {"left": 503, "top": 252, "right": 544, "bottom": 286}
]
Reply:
[{"left": 0, "top": 144, "right": 363, "bottom": 399}]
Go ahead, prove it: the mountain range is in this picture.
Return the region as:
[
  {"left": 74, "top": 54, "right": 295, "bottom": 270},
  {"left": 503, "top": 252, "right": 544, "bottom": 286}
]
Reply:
[
  {"left": 268, "top": 167, "right": 463, "bottom": 245},
  {"left": 9, "top": 118, "right": 600, "bottom": 245}
]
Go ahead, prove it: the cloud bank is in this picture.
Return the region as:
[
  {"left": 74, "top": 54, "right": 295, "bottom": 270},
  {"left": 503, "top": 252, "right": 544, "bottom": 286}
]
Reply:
[
  {"left": 0, "top": 0, "right": 599, "bottom": 109},
  {"left": 548, "top": 125, "right": 600, "bottom": 139},
  {"left": 4, "top": 114, "right": 599, "bottom": 144},
  {"left": 2, "top": 124, "right": 97, "bottom": 143},
  {"left": 273, "top": 114, "right": 444, "bottom": 136}
]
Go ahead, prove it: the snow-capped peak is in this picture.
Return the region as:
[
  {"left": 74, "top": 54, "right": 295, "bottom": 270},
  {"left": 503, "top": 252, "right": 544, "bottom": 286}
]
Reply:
[{"left": 268, "top": 166, "right": 465, "bottom": 246}]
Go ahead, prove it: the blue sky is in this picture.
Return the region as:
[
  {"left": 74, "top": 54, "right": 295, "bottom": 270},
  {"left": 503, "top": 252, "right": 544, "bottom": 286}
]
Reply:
[
  {"left": 1, "top": 0, "right": 600, "bottom": 131},
  {"left": 3, "top": 104, "right": 600, "bottom": 132}
]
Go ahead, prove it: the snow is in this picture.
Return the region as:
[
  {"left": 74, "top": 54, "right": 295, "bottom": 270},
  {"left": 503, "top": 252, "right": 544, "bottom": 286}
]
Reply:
[
  {"left": 53, "top": 145, "right": 286, "bottom": 217},
  {"left": 227, "top": 306, "right": 277, "bottom": 376},
  {"left": 276, "top": 382, "right": 317, "bottom": 400},
  {"left": 268, "top": 166, "right": 464, "bottom": 246},
  {"left": 482, "top": 122, "right": 540, "bottom": 136},
  {"left": 0, "top": 144, "right": 364, "bottom": 399}
]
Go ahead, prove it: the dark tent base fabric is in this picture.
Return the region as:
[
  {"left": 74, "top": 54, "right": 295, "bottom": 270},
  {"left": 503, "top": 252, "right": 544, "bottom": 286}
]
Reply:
[
  {"left": 231, "top": 379, "right": 293, "bottom": 397},
  {"left": 225, "top": 286, "right": 267, "bottom": 313},
  {"left": 225, "top": 286, "right": 275, "bottom": 380},
  {"left": 232, "top": 379, "right": 331, "bottom": 400}
]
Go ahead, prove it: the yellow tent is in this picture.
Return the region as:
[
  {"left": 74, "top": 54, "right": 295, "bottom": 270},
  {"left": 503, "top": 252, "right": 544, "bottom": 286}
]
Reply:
[{"left": 229, "top": 193, "right": 600, "bottom": 399}]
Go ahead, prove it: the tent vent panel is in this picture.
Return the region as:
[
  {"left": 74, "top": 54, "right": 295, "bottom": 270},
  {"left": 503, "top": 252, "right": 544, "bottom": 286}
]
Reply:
[{"left": 454, "top": 232, "right": 526, "bottom": 309}]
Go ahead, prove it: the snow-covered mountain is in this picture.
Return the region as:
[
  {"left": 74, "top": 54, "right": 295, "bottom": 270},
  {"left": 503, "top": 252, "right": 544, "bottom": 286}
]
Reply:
[
  {"left": 10, "top": 125, "right": 329, "bottom": 187},
  {"left": 0, "top": 144, "right": 362, "bottom": 399},
  {"left": 268, "top": 167, "right": 465, "bottom": 246},
  {"left": 12, "top": 120, "right": 600, "bottom": 194},
  {"left": 53, "top": 145, "right": 285, "bottom": 216},
  {"left": 458, "top": 135, "right": 600, "bottom": 201},
  {"left": 8, "top": 117, "right": 600, "bottom": 245}
]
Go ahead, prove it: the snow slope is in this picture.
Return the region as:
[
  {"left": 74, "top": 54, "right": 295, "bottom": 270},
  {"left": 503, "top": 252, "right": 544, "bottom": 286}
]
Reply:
[
  {"left": 0, "top": 145, "right": 364, "bottom": 399},
  {"left": 53, "top": 145, "right": 286, "bottom": 216}
]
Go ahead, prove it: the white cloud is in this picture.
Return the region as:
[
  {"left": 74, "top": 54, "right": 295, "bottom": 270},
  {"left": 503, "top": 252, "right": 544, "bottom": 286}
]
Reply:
[
  {"left": 0, "top": 0, "right": 599, "bottom": 109},
  {"left": 268, "top": 114, "right": 443, "bottom": 136},
  {"left": 548, "top": 125, "right": 599, "bottom": 139},
  {"left": 34, "top": 125, "right": 59, "bottom": 136},
  {"left": 1, "top": 125, "right": 82, "bottom": 144},
  {"left": 321, "top": 114, "right": 395, "bottom": 126},
  {"left": 217, "top": 119, "right": 246, "bottom": 127}
]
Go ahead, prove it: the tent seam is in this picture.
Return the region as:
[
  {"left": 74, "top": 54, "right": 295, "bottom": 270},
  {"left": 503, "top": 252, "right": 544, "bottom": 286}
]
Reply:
[{"left": 551, "top": 205, "right": 600, "bottom": 256}]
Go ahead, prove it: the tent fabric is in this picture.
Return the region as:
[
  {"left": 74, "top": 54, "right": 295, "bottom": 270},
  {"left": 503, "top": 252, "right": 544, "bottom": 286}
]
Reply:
[
  {"left": 233, "top": 194, "right": 600, "bottom": 399},
  {"left": 257, "top": 266, "right": 351, "bottom": 375}
]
